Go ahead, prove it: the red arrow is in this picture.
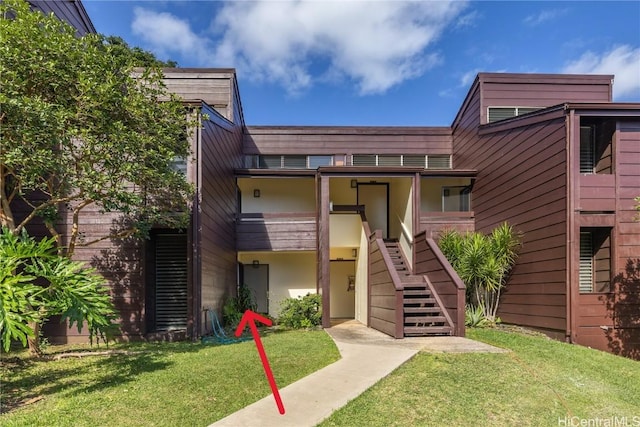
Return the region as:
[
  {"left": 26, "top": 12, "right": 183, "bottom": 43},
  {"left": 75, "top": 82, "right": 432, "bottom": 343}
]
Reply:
[{"left": 235, "top": 310, "right": 285, "bottom": 415}]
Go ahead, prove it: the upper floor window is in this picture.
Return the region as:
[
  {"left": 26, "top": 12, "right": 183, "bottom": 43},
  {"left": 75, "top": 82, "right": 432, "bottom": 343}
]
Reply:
[
  {"left": 487, "top": 107, "right": 541, "bottom": 123},
  {"left": 442, "top": 186, "right": 471, "bottom": 212},
  {"left": 246, "top": 155, "right": 334, "bottom": 169},
  {"left": 580, "top": 118, "right": 614, "bottom": 175},
  {"left": 351, "top": 154, "right": 451, "bottom": 169}
]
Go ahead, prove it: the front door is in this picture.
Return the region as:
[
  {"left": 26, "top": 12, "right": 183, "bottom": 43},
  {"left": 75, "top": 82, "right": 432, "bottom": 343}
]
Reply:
[
  {"left": 358, "top": 183, "right": 389, "bottom": 238},
  {"left": 243, "top": 264, "right": 269, "bottom": 314}
]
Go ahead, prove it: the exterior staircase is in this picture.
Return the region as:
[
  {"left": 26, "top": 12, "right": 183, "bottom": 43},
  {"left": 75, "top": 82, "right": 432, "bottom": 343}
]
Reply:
[{"left": 384, "top": 240, "right": 453, "bottom": 336}]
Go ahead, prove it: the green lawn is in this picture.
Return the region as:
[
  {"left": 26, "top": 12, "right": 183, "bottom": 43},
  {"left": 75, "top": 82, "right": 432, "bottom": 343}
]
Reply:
[
  {"left": 0, "top": 329, "right": 340, "bottom": 426},
  {"left": 320, "top": 328, "right": 640, "bottom": 427}
]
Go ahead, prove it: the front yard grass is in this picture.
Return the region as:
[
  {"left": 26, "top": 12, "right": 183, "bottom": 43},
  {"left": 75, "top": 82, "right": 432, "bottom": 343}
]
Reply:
[
  {"left": 320, "top": 328, "right": 640, "bottom": 427},
  {"left": 1, "top": 329, "right": 340, "bottom": 426}
]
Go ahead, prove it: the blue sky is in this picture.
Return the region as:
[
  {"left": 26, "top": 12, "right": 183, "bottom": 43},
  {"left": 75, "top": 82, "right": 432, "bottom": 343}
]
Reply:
[{"left": 82, "top": 0, "right": 640, "bottom": 126}]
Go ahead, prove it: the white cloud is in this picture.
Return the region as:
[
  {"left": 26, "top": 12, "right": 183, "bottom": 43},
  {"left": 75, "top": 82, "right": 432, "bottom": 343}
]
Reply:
[
  {"left": 562, "top": 45, "right": 640, "bottom": 100},
  {"left": 523, "top": 8, "right": 568, "bottom": 26},
  {"left": 459, "top": 69, "right": 480, "bottom": 87},
  {"left": 131, "top": 8, "right": 210, "bottom": 64},
  {"left": 455, "top": 10, "right": 480, "bottom": 29},
  {"left": 211, "top": 0, "right": 468, "bottom": 95}
]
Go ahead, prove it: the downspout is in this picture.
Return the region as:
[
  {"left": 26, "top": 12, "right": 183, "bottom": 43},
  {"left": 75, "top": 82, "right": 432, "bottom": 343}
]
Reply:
[
  {"left": 565, "top": 108, "right": 575, "bottom": 343},
  {"left": 192, "top": 109, "right": 203, "bottom": 340}
]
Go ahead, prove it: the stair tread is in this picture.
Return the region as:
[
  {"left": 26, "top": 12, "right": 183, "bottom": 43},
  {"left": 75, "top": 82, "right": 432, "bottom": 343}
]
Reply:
[
  {"left": 404, "top": 316, "right": 447, "bottom": 323},
  {"left": 403, "top": 298, "right": 435, "bottom": 303},
  {"left": 403, "top": 290, "right": 431, "bottom": 296},
  {"left": 404, "top": 326, "right": 452, "bottom": 335},
  {"left": 404, "top": 307, "right": 441, "bottom": 313}
]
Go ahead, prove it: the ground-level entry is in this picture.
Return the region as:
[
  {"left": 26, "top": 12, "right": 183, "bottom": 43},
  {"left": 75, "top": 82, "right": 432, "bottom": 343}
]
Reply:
[
  {"left": 242, "top": 263, "right": 269, "bottom": 313},
  {"left": 330, "top": 260, "right": 356, "bottom": 318}
]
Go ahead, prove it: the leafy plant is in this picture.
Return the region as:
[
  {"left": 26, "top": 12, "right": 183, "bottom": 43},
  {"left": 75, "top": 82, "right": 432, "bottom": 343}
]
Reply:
[
  {"left": 465, "top": 304, "right": 487, "bottom": 327},
  {"left": 222, "top": 283, "right": 257, "bottom": 327},
  {"left": 439, "top": 223, "right": 522, "bottom": 323},
  {"left": 277, "top": 293, "right": 322, "bottom": 329},
  {"left": 0, "top": 228, "right": 118, "bottom": 354}
]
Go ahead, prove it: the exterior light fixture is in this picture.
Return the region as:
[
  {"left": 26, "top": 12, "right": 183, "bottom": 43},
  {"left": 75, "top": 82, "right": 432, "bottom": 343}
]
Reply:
[
  {"left": 253, "top": 189, "right": 260, "bottom": 198},
  {"left": 351, "top": 179, "right": 357, "bottom": 188},
  {"left": 352, "top": 248, "right": 358, "bottom": 258}
]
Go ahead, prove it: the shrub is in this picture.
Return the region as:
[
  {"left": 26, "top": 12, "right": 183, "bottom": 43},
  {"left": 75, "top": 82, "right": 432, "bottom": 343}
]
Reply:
[
  {"left": 222, "top": 283, "right": 256, "bottom": 327},
  {"left": 277, "top": 293, "right": 322, "bottom": 329},
  {"left": 439, "top": 223, "right": 522, "bottom": 323}
]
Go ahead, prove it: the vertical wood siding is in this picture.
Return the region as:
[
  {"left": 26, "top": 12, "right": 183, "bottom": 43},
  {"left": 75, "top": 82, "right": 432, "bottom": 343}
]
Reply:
[{"left": 454, "top": 110, "right": 569, "bottom": 333}]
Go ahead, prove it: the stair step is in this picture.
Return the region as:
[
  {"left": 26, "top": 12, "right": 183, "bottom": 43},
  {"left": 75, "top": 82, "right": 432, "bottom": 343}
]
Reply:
[
  {"left": 404, "top": 326, "right": 452, "bottom": 336},
  {"left": 402, "top": 275, "right": 424, "bottom": 283},
  {"left": 404, "top": 315, "right": 447, "bottom": 323},
  {"left": 403, "top": 290, "right": 431, "bottom": 296},
  {"left": 404, "top": 306, "right": 442, "bottom": 314},
  {"left": 403, "top": 298, "right": 436, "bottom": 305}
]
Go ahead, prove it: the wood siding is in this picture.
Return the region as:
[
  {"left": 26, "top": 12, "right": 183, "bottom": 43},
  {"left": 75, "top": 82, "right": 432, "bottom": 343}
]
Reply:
[
  {"left": 479, "top": 73, "right": 612, "bottom": 124},
  {"left": 369, "top": 235, "right": 403, "bottom": 338},
  {"left": 580, "top": 174, "right": 616, "bottom": 211},
  {"left": 28, "top": 0, "right": 95, "bottom": 35},
  {"left": 419, "top": 212, "right": 475, "bottom": 238},
  {"left": 414, "top": 233, "right": 466, "bottom": 336},
  {"left": 198, "top": 103, "right": 243, "bottom": 335},
  {"left": 454, "top": 110, "right": 569, "bottom": 333},
  {"left": 237, "top": 213, "right": 316, "bottom": 251},
  {"left": 577, "top": 120, "right": 640, "bottom": 358},
  {"left": 243, "top": 127, "right": 452, "bottom": 156},
  {"left": 162, "top": 69, "right": 238, "bottom": 120}
]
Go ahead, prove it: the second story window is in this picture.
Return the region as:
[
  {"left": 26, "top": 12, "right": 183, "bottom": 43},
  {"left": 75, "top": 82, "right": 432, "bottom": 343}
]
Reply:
[
  {"left": 246, "top": 155, "right": 334, "bottom": 169},
  {"left": 351, "top": 154, "right": 451, "bottom": 169},
  {"left": 487, "top": 107, "right": 541, "bottom": 123}
]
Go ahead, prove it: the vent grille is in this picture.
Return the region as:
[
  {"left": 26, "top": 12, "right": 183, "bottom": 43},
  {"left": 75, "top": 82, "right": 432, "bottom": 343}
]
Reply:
[
  {"left": 487, "top": 106, "right": 541, "bottom": 123},
  {"left": 579, "top": 232, "right": 593, "bottom": 293},
  {"left": 155, "top": 234, "right": 188, "bottom": 331},
  {"left": 580, "top": 125, "right": 595, "bottom": 174},
  {"left": 427, "top": 155, "right": 451, "bottom": 169}
]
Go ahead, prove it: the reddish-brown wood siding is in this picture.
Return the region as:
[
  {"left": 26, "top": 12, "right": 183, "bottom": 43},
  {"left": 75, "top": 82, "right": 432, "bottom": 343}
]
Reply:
[
  {"left": 29, "top": 0, "right": 95, "bottom": 35},
  {"left": 479, "top": 74, "right": 612, "bottom": 124},
  {"left": 454, "top": 111, "right": 569, "bottom": 333},
  {"left": 236, "top": 214, "right": 316, "bottom": 251},
  {"left": 369, "top": 237, "right": 399, "bottom": 337},
  {"left": 243, "top": 127, "right": 452, "bottom": 156},
  {"left": 419, "top": 213, "right": 475, "bottom": 238},
  {"left": 198, "top": 103, "right": 243, "bottom": 334},
  {"left": 598, "top": 120, "right": 640, "bottom": 358}
]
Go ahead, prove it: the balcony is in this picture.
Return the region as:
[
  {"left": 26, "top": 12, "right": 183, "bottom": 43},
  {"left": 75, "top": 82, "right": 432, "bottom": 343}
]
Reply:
[
  {"left": 579, "top": 174, "right": 615, "bottom": 212},
  {"left": 419, "top": 211, "right": 475, "bottom": 239},
  {"left": 236, "top": 212, "right": 317, "bottom": 252}
]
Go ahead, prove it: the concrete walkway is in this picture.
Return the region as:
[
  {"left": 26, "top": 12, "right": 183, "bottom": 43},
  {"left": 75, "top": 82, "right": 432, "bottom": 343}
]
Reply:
[{"left": 210, "top": 321, "right": 506, "bottom": 427}]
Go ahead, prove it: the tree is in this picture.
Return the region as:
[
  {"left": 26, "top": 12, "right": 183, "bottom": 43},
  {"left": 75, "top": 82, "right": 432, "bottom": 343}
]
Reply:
[
  {"left": 0, "top": 0, "right": 194, "bottom": 256},
  {"left": 0, "top": 228, "right": 117, "bottom": 354},
  {"left": 439, "top": 223, "right": 522, "bottom": 323},
  {"left": 99, "top": 35, "right": 178, "bottom": 68}
]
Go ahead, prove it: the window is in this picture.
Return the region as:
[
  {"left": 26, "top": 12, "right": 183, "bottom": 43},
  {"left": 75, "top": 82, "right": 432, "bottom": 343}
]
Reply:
[
  {"left": 580, "top": 118, "right": 614, "bottom": 175},
  {"left": 427, "top": 155, "right": 451, "bottom": 169},
  {"left": 171, "top": 156, "right": 187, "bottom": 175},
  {"left": 442, "top": 186, "right": 471, "bottom": 212},
  {"left": 579, "top": 229, "right": 612, "bottom": 293},
  {"left": 487, "top": 106, "right": 541, "bottom": 123},
  {"left": 247, "top": 155, "right": 334, "bottom": 169},
  {"left": 308, "top": 155, "right": 333, "bottom": 168},
  {"left": 351, "top": 154, "right": 451, "bottom": 169}
]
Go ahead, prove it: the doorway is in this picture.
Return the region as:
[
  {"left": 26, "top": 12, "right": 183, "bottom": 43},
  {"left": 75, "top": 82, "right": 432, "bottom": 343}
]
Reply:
[
  {"left": 243, "top": 263, "right": 269, "bottom": 314},
  {"left": 357, "top": 183, "right": 389, "bottom": 238}
]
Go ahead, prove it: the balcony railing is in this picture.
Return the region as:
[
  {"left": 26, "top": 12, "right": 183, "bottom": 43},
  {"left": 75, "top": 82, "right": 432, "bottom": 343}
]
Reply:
[
  {"left": 236, "top": 212, "right": 316, "bottom": 251},
  {"left": 419, "top": 211, "right": 475, "bottom": 239}
]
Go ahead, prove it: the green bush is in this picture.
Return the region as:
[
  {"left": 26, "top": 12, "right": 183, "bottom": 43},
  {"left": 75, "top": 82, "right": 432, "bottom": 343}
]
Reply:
[
  {"left": 222, "top": 283, "right": 256, "bottom": 327},
  {"left": 277, "top": 293, "right": 322, "bottom": 329}
]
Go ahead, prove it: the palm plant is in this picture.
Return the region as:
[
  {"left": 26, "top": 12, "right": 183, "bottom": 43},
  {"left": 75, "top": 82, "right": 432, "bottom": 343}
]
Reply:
[{"left": 439, "top": 223, "right": 521, "bottom": 323}]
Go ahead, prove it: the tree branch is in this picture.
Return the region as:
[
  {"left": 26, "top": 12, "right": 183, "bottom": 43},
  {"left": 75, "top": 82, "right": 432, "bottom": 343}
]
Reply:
[
  {"left": 67, "top": 199, "right": 94, "bottom": 257},
  {"left": 78, "top": 228, "right": 138, "bottom": 247}
]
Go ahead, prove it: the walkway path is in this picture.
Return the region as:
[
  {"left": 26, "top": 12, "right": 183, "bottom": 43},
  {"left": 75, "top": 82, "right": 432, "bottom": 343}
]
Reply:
[{"left": 210, "top": 321, "right": 506, "bottom": 427}]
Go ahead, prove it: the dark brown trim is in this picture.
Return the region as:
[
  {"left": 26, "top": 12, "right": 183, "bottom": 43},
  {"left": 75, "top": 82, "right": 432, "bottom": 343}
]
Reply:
[
  {"left": 236, "top": 169, "right": 318, "bottom": 177},
  {"left": 319, "top": 176, "right": 331, "bottom": 328}
]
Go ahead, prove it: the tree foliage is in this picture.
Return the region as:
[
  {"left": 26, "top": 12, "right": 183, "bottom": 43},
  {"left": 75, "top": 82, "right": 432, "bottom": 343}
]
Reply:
[
  {"left": 439, "top": 223, "right": 522, "bottom": 323},
  {"left": 0, "top": 0, "right": 194, "bottom": 255},
  {"left": 0, "top": 227, "right": 118, "bottom": 353}
]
